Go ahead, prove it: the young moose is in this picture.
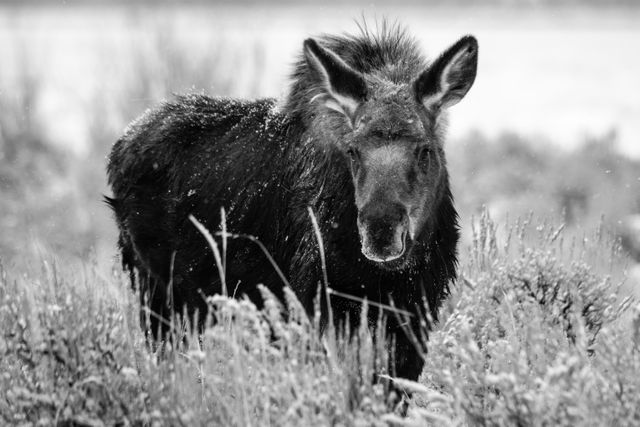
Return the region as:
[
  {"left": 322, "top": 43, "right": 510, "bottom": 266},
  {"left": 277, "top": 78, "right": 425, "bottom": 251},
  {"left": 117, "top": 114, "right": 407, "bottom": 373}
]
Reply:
[{"left": 107, "top": 26, "right": 478, "bottom": 381}]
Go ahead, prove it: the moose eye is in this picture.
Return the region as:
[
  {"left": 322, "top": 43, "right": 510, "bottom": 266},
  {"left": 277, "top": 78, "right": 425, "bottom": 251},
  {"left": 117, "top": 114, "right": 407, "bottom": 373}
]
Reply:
[
  {"left": 346, "top": 148, "right": 361, "bottom": 173},
  {"left": 346, "top": 148, "right": 359, "bottom": 162},
  {"left": 417, "top": 146, "right": 431, "bottom": 165}
]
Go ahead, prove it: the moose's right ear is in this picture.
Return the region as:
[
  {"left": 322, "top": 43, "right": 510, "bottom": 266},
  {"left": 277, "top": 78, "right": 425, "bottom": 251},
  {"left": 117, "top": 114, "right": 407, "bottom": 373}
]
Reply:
[
  {"left": 303, "top": 38, "right": 368, "bottom": 123},
  {"left": 414, "top": 35, "right": 478, "bottom": 112}
]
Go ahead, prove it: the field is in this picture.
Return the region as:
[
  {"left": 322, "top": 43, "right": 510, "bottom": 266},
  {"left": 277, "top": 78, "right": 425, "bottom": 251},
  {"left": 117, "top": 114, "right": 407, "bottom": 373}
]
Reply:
[
  {"left": 2, "top": 214, "right": 639, "bottom": 425},
  {"left": 1, "top": 2, "right": 640, "bottom": 425}
]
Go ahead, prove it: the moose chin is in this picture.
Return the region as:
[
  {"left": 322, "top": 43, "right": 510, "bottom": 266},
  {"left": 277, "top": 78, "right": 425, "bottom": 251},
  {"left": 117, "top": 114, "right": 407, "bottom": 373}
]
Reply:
[{"left": 106, "top": 23, "right": 478, "bottom": 382}]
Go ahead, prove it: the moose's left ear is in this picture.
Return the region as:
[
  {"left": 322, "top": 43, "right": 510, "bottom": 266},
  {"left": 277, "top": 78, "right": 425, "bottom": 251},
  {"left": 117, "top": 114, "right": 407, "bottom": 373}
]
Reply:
[
  {"left": 414, "top": 35, "right": 478, "bottom": 111},
  {"left": 303, "top": 38, "right": 368, "bottom": 123}
]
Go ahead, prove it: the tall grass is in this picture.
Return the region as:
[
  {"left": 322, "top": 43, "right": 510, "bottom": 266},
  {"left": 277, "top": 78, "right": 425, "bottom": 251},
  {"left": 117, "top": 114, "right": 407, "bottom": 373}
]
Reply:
[
  {"left": 0, "top": 255, "right": 396, "bottom": 425},
  {"left": 1, "top": 212, "right": 639, "bottom": 425},
  {"left": 423, "top": 212, "right": 639, "bottom": 425}
]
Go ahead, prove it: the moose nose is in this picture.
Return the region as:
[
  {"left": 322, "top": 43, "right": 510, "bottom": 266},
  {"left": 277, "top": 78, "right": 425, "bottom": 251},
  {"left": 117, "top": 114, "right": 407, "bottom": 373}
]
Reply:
[{"left": 358, "top": 202, "right": 409, "bottom": 263}]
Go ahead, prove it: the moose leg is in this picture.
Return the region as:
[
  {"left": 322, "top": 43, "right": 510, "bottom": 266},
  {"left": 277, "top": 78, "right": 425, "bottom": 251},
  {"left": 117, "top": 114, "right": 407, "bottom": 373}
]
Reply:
[
  {"left": 386, "top": 330, "right": 425, "bottom": 416},
  {"left": 139, "top": 273, "right": 173, "bottom": 343},
  {"left": 392, "top": 331, "right": 425, "bottom": 382}
]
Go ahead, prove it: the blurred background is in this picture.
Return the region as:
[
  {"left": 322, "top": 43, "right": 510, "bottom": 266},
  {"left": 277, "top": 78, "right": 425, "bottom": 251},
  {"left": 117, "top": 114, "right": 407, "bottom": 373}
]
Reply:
[{"left": 0, "top": 0, "right": 639, "bottom": 286}]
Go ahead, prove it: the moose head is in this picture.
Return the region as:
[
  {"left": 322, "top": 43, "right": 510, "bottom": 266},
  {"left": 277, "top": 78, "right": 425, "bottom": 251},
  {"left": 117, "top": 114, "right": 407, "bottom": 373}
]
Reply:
[{"left": 304, "top": 35, "right": 478, "bottom": 268}]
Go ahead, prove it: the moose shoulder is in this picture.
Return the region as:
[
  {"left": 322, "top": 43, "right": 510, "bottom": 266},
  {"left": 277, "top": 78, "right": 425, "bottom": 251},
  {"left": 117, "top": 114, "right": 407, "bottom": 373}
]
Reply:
[{"left": 106, "top": 27, "right": 478, "bottom": 381}]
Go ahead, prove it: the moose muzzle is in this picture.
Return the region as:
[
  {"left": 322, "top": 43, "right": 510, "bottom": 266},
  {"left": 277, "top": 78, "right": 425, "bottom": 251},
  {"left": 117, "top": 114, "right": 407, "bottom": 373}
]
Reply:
[{"left": 357, "top": 201, "right": 409, "bottom": 263}]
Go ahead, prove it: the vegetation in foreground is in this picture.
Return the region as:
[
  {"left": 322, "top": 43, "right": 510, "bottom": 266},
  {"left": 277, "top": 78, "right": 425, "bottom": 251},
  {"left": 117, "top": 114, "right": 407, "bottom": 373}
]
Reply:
[{"left": 1, "top": 213, "right": 638, "bottom": 426}]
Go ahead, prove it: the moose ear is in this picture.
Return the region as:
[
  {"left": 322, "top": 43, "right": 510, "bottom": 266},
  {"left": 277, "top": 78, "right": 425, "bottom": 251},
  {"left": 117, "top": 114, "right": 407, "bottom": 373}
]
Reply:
[
  {"left": 414, "top": 35, "right": 478, "bottom": 111},
  {"left": 303, "top": 38, "right": 368, "bottom": 123}
]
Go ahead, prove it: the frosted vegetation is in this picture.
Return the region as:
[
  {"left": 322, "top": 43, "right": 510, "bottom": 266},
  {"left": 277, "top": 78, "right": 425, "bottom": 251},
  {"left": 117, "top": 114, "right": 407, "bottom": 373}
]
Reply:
[
  {"left": 1, "top": 213, "right": 639, "bottom": 425},
  {"left": 1, "top": 4, "right": 640, "bottom": 425}
]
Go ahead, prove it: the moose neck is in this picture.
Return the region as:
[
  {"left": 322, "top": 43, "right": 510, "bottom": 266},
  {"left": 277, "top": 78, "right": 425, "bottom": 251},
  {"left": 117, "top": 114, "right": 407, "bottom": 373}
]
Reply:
[{"left": 417, "top": 177, "right": 459, "bottom": 319}]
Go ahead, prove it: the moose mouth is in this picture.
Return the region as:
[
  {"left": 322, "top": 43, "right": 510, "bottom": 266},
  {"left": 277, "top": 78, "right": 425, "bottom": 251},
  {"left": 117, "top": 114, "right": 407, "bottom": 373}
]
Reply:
[{"left": 360, "top": 227, "right": 410, "bottom": 267}]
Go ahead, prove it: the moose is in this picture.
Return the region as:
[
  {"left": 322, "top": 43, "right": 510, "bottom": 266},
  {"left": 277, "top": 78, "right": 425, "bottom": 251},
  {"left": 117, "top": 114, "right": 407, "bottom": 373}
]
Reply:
[{"left": 107, "top": 25, "right": 478, "bottom": 382}]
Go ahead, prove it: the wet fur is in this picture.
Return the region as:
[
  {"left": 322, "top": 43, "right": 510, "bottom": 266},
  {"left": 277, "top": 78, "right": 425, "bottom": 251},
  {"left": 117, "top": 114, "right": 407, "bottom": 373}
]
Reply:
[{"left": 107, "top": 24, "right": 460, "bottom": 381}]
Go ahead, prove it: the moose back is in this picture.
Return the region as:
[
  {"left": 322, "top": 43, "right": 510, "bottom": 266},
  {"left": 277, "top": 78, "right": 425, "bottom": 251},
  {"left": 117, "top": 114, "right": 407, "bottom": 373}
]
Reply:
[{"left": 106, "top": 25, "right": 478, "bottom": 381}]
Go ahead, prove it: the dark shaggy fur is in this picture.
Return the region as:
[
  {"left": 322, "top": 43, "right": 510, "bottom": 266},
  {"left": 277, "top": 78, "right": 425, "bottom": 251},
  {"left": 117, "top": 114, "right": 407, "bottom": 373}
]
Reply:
[{"left": 107, "top": 24, "right": 464, "bottom": 381}]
